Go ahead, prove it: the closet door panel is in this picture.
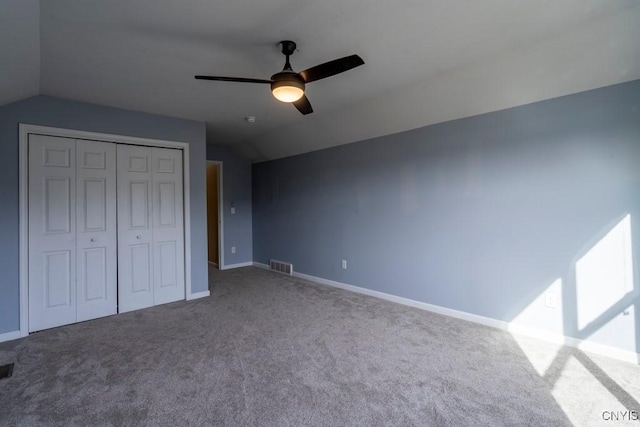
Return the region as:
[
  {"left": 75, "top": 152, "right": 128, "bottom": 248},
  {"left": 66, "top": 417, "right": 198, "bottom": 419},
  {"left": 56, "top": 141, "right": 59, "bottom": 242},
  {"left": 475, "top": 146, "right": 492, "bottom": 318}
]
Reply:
[
  {"left": 152, "top": 147, "right": 185, "bottom": 305},
  {"left": 76, "top": 140, "right": 117, "bottom": 322},
  {"left": 117, "top": 145, "right": 154, "bottom": 313},
  {"left": 28, "top": 134, "right": 77, "bottom": 332}
]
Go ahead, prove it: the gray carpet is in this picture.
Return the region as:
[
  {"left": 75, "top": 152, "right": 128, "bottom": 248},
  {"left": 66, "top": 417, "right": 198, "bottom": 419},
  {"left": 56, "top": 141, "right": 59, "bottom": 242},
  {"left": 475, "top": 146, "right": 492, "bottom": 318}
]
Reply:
[{"left": 1, "top": 266, "right": 639, "bottom": 426}]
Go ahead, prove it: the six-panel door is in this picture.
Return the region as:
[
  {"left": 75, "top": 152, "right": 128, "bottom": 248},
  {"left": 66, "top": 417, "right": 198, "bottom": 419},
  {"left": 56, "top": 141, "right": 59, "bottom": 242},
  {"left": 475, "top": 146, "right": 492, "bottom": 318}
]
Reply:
[
  {"left": 152, "top": 148, "right": 185, "bottom": 305},
  {"left": 76, "top": 140, "right": 118, "bottom": 322},
  {"left": 117, "top": 145, "right": 155, "bottom": 313},
  {"left": 28, "top": 135, "right": 78, "bottom": 332}
]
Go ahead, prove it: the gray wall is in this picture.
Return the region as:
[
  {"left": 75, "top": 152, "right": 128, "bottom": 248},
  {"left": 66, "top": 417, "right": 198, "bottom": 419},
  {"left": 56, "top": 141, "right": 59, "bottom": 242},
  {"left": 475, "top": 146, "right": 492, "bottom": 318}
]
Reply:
[
  {"left": 253, "top": 80, "right": 640, "bottom": 354},
  {"left": 0, "top": 95, "right": 208, "bottom": 334},
  {"left": 207, "top": 144, "right": 253, "bottom": 266},
  {"left": 0, "top": 0, "right": 40, "bottom": 106}
]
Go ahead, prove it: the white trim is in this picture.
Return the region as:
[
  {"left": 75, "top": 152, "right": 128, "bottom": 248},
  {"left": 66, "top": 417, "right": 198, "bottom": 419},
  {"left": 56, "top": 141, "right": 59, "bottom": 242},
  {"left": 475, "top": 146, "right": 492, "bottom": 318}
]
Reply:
[
  {"left": 182, "top": 144, "right": 193, "bottom": 302},
  {"left": 222, "top": 261, "right": 253, "bottom": 270},
  {"left": 218, "top": 162, "right": 224, "bottom": 269},
  {"left": 252, "top": 262, "right": 639, "bottom": 364},
  {"left": 505, "top": 323, "right": 639, "bottom": 364},
  {"left": 206, "top": 161, "right": 224, "bottom": 269},
  {"left": 186, "top": 290, "right": 210, "bottom": 301},
  {"left": 19, "top": 124, "right": 197, "bottom": 337},
  {"left": 0, "top": 330, "right": 22, "bottom": 343},
  {"left": 20, "top": 124, "right": 190, "bottom": 149},
  {"left": 19, "top": 129, "right": 29, "bottom": 337}
]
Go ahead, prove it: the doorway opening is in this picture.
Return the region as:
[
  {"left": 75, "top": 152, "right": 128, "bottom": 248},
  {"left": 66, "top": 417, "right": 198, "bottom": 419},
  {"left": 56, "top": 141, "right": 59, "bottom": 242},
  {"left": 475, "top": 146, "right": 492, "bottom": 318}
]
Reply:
[{"left": 206, "top": 161, "right": 224, "bottom": 270}]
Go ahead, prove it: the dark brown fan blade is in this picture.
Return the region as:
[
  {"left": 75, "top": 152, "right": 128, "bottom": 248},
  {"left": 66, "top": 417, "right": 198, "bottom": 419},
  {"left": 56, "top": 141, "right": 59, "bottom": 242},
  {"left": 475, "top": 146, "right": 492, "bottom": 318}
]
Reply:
[
  {"left": 293, "top": 95, "right": 313, "bottom": 115},
  {"left": 298, "top": 55, "right": 364, "bottom": 83},
  {"left": 195, "top": 75, "right": 272, "bottom": 84}
]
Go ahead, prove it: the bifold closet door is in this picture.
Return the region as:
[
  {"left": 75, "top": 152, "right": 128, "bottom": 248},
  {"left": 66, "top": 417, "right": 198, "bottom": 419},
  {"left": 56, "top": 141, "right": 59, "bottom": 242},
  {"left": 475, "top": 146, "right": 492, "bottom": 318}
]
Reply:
[
  {"left": 76, "top": 140, "right": 118, "bottom": 322},
  {"left": 117, "top": 145, "right": 185, "bottom": 312},
  {"left": 28, "top": 135, "right": 77, "bottom": 331},
  {"left": 151, "top": 148, "right": 185, "bottom": 305},
  {"left": 117, "top": 145, "right": 154, "bottom": 312},
  {"left": 28, "top": 135, "right": 117, "bottom": 332}
]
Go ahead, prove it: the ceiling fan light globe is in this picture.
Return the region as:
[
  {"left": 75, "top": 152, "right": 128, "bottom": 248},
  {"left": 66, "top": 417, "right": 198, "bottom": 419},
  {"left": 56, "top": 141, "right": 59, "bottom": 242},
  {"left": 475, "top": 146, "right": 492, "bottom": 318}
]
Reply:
[
  {"left": 271, "top": 75, "right": 305, "bottom": 103},
  {"left": 272, "top": 86, "right": 304, "bottom": 103}
]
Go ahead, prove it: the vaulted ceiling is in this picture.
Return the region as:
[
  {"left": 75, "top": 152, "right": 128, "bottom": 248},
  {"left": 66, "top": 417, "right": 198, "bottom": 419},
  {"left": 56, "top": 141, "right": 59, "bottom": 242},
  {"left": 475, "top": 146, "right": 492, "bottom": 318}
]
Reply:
[{"left": 3, "top": 0, "right": 639, "bottom": 160}]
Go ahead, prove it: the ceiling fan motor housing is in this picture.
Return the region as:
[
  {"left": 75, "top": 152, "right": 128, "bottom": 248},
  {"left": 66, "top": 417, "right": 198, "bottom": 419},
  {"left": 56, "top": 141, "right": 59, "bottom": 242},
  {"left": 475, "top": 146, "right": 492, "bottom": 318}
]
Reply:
[{"left": 270, "top": 71, "right": 305, "bottom": 102}]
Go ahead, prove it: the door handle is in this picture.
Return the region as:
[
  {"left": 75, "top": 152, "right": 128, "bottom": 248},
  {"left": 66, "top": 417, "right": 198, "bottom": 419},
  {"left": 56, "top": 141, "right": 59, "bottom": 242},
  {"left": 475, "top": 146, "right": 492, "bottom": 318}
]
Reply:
[
  {"left": 90, "top": 238, "right": 97, "bottom": 242},
  {"left": 136, "top": 235, "right": 142, "bottom": 240}
]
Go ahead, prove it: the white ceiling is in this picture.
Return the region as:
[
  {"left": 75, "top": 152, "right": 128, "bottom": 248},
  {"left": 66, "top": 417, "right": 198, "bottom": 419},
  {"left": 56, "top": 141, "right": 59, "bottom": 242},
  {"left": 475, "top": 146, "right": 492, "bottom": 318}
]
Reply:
[{"left": 3, "top": 0, "right": 640, "bottom": 161}]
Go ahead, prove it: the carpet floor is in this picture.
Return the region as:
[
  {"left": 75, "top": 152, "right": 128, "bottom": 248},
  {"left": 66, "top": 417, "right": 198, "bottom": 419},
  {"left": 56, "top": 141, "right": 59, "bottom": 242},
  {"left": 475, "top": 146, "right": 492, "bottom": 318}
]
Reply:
[{"left": 1, "top": 266, "right": 639, "bottom": 426}]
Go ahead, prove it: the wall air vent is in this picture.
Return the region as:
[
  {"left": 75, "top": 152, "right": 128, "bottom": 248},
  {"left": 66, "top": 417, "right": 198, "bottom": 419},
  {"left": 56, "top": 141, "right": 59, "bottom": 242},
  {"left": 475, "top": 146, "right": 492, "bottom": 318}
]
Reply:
[{"left": 269, "top": 259, "right": 293, "bottom": 275}]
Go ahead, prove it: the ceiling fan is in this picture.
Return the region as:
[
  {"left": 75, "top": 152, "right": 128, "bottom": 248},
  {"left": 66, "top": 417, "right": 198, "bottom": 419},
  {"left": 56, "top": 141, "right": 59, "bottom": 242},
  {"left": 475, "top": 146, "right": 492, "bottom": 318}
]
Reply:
[{"left": 195, "top": 40, "right": 364, "bottom": 115}]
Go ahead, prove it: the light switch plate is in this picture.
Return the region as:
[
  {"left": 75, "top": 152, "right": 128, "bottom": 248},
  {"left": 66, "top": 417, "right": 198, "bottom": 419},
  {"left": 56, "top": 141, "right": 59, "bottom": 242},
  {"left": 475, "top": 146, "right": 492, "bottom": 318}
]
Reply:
[{"left": 545, "top": 292, "right": 557, "bottom": 309}]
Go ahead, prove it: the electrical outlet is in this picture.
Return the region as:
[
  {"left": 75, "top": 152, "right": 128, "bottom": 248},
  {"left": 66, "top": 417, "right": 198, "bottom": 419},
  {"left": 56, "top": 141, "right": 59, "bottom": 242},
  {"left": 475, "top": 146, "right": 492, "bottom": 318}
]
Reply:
[
  {"left": 545, "top": 292, "right": 557, "bottom": 309},
  {"left": 231, "top": 246, "right": 236, "bottom": 254},
  {"left": 341, "top": 259, "right": 347, "bottom": 269}
]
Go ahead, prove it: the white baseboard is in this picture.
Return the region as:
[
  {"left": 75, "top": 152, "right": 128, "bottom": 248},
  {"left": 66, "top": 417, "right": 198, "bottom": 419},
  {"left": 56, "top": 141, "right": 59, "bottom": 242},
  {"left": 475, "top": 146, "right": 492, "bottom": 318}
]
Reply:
[
  {"left": 0, "top": 330, "right": 22, "bottom": 343},
  {"left": 251, "top": 262, "right": 639, "bottom": 364},
  {"left": 208, "top": 261, "right": 219, "bottom": 267},
  {"left": 187, "top": 290, "right": 210, "bottom": 301},
  {"left": 222, "top": 261, "right": 253, "bottom": 270}
]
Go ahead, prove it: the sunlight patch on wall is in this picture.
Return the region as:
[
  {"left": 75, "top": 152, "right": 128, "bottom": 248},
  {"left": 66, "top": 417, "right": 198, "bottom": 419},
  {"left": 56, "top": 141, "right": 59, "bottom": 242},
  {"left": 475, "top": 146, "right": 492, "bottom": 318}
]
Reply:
[
  {"left": 511, "top": 278, "right": 564, "bottom": 335},
  {"left": 509, "top": 278, "right": 564, "bottom": 376},
  {"left": 576, "top": 214, "right": 633, "bottom": 331}
]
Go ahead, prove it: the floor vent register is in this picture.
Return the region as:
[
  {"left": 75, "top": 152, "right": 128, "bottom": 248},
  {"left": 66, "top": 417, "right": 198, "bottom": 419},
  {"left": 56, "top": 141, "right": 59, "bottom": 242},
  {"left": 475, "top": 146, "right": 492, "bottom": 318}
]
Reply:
[{"left": 0, "top": 363, "right": 14, "bottom": 380}]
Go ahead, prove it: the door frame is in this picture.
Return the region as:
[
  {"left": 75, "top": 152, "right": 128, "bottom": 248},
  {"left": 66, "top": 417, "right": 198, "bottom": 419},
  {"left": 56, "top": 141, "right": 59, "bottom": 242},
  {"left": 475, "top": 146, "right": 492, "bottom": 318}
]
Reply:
[
  {"left": 19, "top": 124, "right": 195, "bottom": 338},
  {"left": 206, "top": 160, "right": 225, "bottom": 269}
]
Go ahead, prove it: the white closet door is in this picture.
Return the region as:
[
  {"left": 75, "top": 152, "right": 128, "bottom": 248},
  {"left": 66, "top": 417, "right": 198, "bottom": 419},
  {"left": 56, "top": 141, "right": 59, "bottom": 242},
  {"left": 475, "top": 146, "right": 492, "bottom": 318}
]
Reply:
[
  {"left": 28, "top": 134, "right": 77, "bottom": 332},
  {"left": 76, "top": 140, "right": 117, "bottom": 322},
  {"left": 117, "top": 145, "right": 154, "bottom": 313},
  {"left": 152, "top": 147, "right": 185, "bottom": 305}
]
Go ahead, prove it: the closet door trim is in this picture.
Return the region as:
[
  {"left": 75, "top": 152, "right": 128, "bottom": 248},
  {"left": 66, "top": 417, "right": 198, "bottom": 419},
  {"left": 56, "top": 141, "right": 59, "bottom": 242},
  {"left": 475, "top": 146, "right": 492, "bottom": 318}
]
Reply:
[{"left": 18, "top": 124, "right": 195, "bottom": 338}]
